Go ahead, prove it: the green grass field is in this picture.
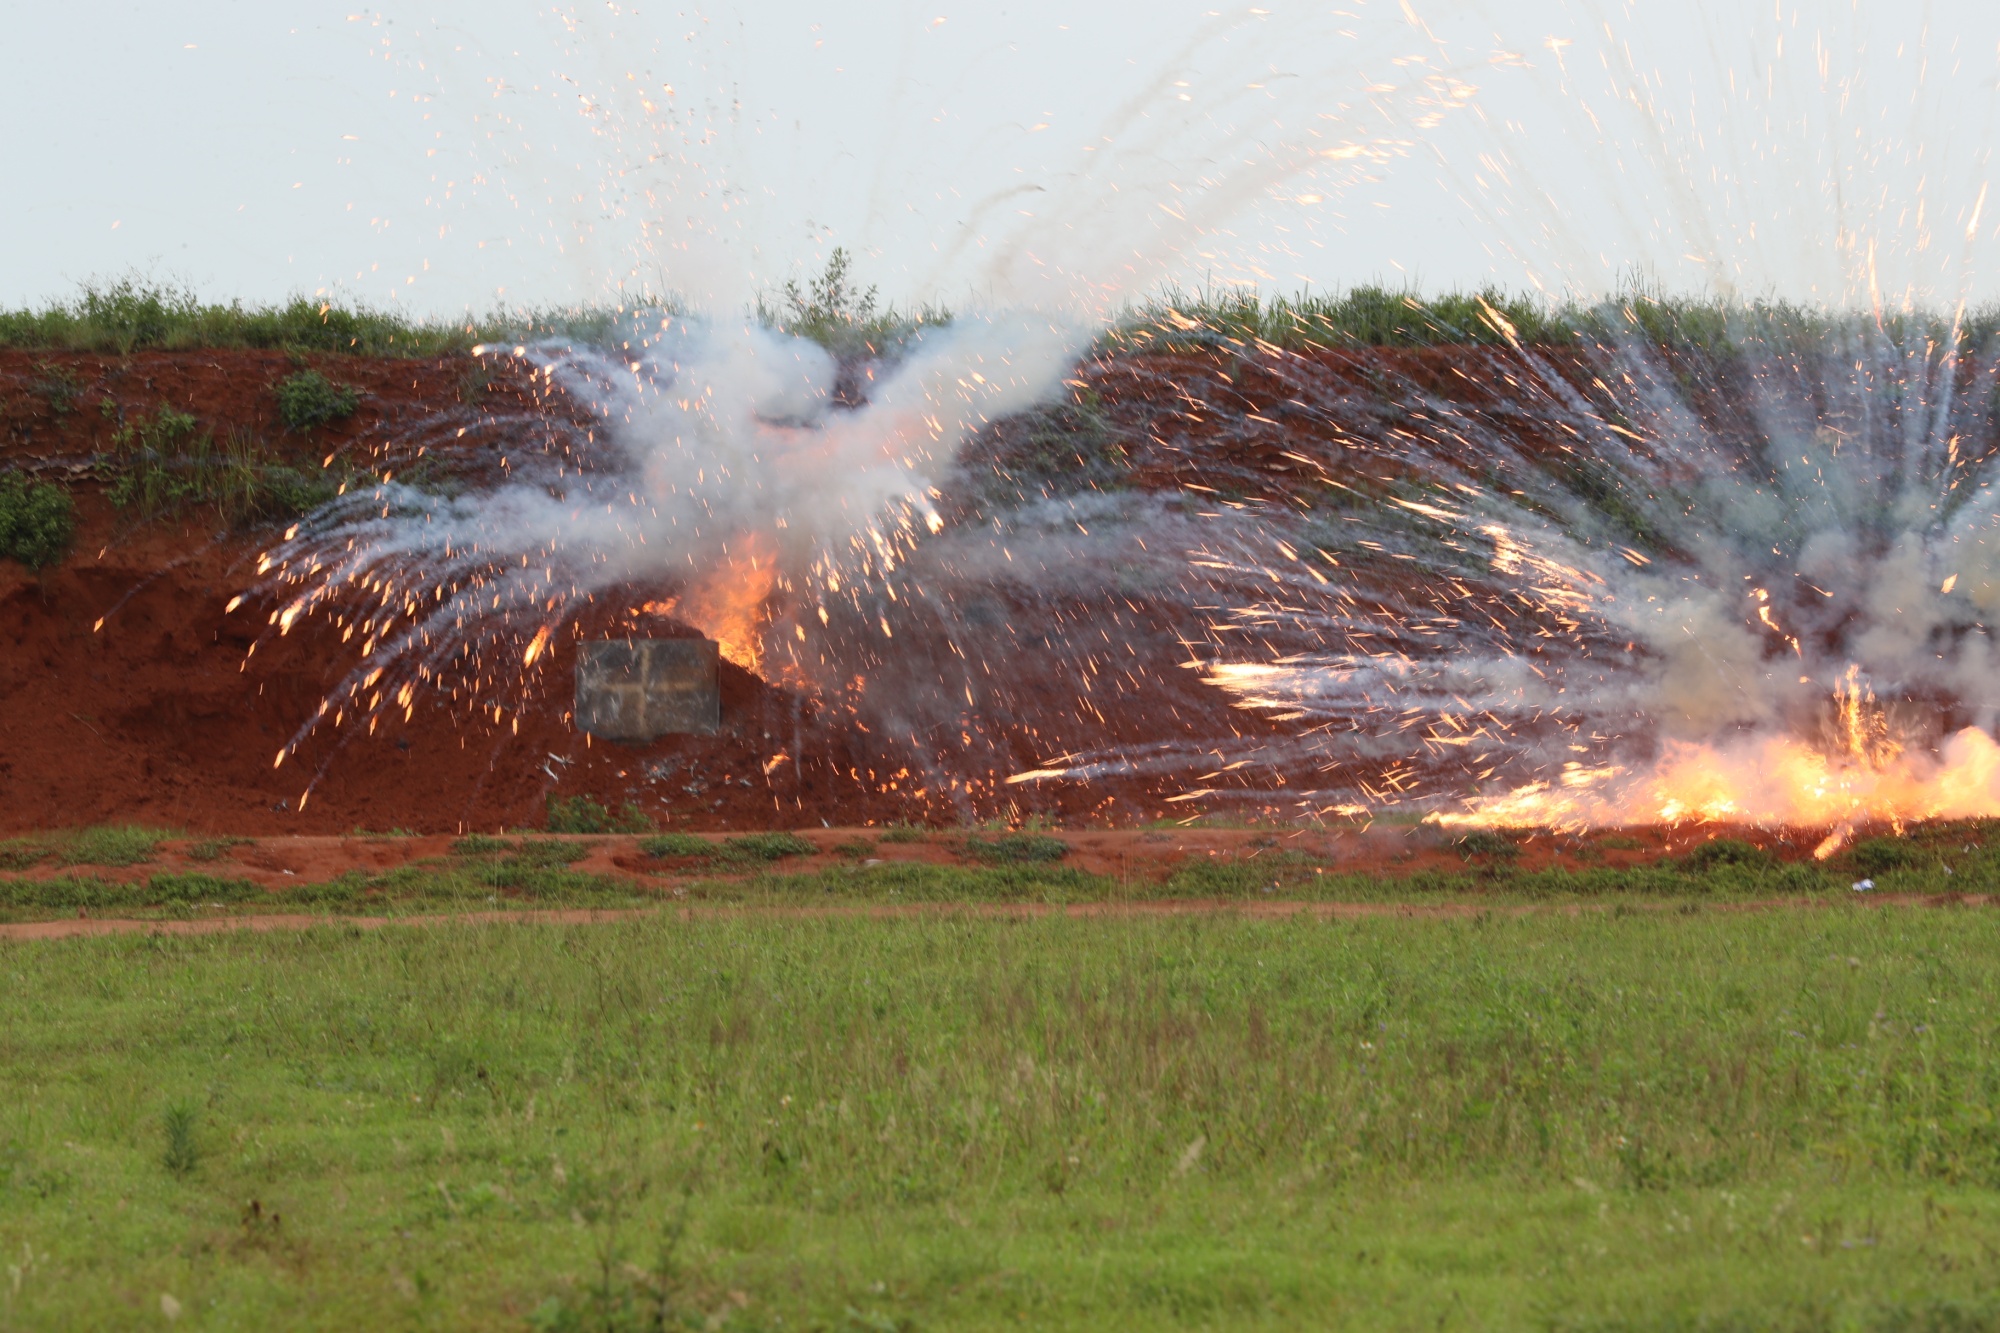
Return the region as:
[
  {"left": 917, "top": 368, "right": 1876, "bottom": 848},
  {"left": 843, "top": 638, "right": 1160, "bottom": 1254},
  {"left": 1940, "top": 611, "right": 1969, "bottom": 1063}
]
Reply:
[{"left": 4, "top": 904, "right": 2000, "bottom": 1330}]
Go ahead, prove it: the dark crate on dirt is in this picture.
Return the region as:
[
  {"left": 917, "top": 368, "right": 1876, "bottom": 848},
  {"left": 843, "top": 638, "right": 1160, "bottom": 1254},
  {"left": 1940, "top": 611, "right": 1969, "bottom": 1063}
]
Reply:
[{"left": 574, "top": 639, "right": 720, "bottom": 739}]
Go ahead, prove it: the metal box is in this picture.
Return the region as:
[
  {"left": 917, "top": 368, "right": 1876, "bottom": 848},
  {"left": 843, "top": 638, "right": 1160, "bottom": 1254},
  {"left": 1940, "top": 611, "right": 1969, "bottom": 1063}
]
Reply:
[{"left": 574, "top": 639, "right": 720, "bottom": 740}]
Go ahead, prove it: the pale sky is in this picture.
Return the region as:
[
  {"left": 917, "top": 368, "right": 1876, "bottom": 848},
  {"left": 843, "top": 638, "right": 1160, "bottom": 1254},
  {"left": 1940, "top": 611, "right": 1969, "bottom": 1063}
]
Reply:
[{"left": 7, "top": 1, "right": 2000, "bottom": 318}]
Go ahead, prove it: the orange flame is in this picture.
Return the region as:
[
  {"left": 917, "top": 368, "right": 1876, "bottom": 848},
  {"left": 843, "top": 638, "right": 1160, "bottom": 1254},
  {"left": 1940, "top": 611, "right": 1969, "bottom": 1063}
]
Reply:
[
  {"left": 668, "top": 533, "right": 779, "bottom": 673},
  {"left": 1435, "top": 725, "right": 2000, "bottom": 854}
]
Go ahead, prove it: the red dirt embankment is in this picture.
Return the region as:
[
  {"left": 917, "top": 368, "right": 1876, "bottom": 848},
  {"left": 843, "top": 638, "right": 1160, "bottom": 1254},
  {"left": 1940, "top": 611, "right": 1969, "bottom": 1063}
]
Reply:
[
  {"left": 0, "top": 342, "right": 1617, "bottom": 835},
  {"left": 0, "top": 348, "right": 945, "bottom": 834}
]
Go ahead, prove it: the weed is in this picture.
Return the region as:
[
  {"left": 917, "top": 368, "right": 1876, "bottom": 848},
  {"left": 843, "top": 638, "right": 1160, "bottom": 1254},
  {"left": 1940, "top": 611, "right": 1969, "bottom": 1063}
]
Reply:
[
  {"left": 545, "top": 796, "right": 652, "bottom": 835},
  {"left": 961, "top": 832, "right": 1069, "bottom": 864},
  {"left": 832, "top": 838, "right": 877, "bottom": 859},
  {"left": 58, "top": 825, "right": 175, "bottom": 867},
  {"left": 451, "top": 834, "right": 513, "bottom": 857},
  {"left": 0, "top": 471, "right": 76, "bottom": 569},
  {"left": 160, "top": 1104, "right": 199, "bottom": 1177},
  {"left": 878, "top": 824, "right": 929, "bottom": 844},
  {"left": 274, "top": 370, "right": 359, "bottom": 432}
]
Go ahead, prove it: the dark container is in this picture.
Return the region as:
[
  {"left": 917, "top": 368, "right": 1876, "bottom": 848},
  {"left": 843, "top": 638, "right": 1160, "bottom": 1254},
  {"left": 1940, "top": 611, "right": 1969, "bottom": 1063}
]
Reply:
[{"left": 574, "top": 639, "right": 720, "bottom": 739}]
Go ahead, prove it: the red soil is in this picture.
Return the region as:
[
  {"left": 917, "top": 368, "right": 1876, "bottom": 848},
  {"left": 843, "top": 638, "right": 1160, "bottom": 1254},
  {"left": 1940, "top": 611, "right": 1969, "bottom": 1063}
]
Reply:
[{"left": 0, "top": 341, "right": 1679, "bottom": 835}]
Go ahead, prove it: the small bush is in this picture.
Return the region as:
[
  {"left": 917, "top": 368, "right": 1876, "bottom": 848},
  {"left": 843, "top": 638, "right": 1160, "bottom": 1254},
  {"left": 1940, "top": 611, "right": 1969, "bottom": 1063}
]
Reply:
[
  {"left": 59, "top": 825, "right": 175, "bottom": 868},
  {"left": 274, "top": 370, "right": 360, "bottom": 432},
  {"left": 639, "top": 833, "right": 717, "bottom": 860},
  {"left": 451, "top": 834, "right": 512, "bottom": 857},
  {"left": 832, "top": 838, "right": 877, "bottom": 859},
  {"left": 0, "top": 472, "right": 77, "bottom": 569},
  {"left": 544, "top": 796, "right": 651, "bottom": 835},
  {"left": 1453, "top": 830, "right": 1520, "bottom": 861},
  {"left": 879, "top": 824, "right": 930, "bottom": 844},
  {"left": 1678, "top": 839, "right": 1773, "bottom": 872},
  {"left": 962, "top": 833, "right": 1069, "bottom": 865},
  {"left": 721, "top": 832, "right": 816, "bottom": 862}
]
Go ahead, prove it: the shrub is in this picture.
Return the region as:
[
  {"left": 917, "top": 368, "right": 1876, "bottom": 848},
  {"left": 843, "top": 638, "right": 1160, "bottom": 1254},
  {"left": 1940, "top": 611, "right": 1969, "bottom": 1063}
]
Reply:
[
  {"left": 544, "top": 795, "right": 651, "bottom": 835},
  {"left": 757, "top": 248, "right": 949, "bottom": 356},
  {"left": 274, "top": 370, "right": 359, "bottom": 432},
  {"left": 962, "top": 833, "right": 1069, "bottom": 865},
  {"left": 1678, "top": 838, "right": 1773, "bottom": 872},
  {"left": 639, "top": 833, "right": 717, "bottom": 859},
  {"left": 0, "top": 473, "right": 76, "bottom": 569},
  {"left": 721, "top": 832, "right": 816, "bottom": 861},
  {"left": 1848, "top": 837, "right": 1924, "bottom": 875},
  {"left": 1453, "top": 830, "right": 1520, "bottom": 861},
  {"left": 451, "top": 834, "right": 512, "bottom": 857}
]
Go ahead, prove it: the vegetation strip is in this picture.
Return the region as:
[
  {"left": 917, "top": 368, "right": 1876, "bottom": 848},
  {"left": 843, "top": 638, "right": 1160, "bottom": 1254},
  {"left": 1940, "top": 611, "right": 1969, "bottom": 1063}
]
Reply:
[
  {"left": 3, "top": 908, "right": 1999, "bottom": 1328},
  {"left": 1, "top": 891, "right": 1992, "bottom": 941}
]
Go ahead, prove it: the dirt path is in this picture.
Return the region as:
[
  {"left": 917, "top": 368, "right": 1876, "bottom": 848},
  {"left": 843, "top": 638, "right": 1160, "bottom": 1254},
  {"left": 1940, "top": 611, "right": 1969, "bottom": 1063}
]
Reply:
[{"left": 2, "top": 892, "right": 1988, "bottom": 942}]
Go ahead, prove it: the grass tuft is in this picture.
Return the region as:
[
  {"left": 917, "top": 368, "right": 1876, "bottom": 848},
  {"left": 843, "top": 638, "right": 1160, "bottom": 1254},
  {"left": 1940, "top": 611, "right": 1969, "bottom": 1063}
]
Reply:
[
  {"left": 638, "top": 833, "right": 715, "bottom": 860},
  {"left": 159, "top": 1103, "right": 199, "bottom": 1178},
  {"left": 545, "top": 796, "right": 651, "bottom": 835},
  {"left": 104, "top": 408, "right": 342, "bottom": 528},
  {"left": 961, "top": 832, "right": 1069, "bottom": 864},
  {"left": 57, "top": 825, "right": 176, "bottom": 868},
  {"left": 720, "top": 832, "right": 816, "bottom": 862},
  {"left": 0, "top": 837, "right": 54, "bottom": 870}
]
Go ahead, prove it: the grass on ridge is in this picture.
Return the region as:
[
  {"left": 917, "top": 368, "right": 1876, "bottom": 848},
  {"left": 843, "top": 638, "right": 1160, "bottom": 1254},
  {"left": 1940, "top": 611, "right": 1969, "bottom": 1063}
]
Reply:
[
  {"left": 2, "top": 909, "right": 1999, "bottom": 1329},
  {"left": 1109, "top": 282, "right": 2000, "bottom": 356},
  {"left": 0, "top": 277, "right": 657, "bottom": 358}
]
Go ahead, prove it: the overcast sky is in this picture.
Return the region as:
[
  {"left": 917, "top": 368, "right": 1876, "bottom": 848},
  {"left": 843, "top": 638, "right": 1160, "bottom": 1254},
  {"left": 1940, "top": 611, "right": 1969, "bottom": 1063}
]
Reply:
[{"left": 6, "top": 1, "right": 1999, "bottom": 317}]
